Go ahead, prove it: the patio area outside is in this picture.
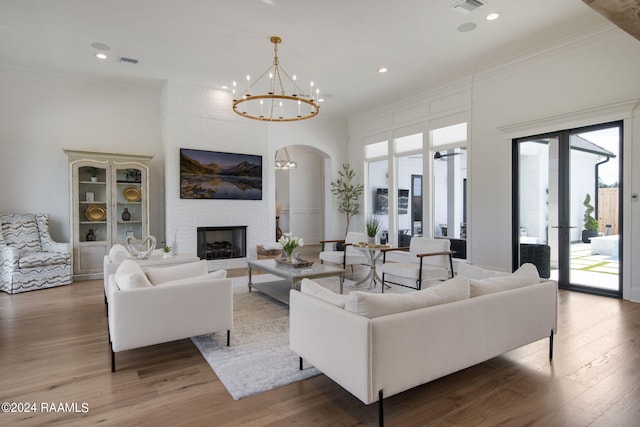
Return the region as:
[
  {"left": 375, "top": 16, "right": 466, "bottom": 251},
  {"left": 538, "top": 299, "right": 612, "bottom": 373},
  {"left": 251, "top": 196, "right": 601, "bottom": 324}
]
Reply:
[{"left": 549, "top": 241, "right": 619, "bottom": 291}]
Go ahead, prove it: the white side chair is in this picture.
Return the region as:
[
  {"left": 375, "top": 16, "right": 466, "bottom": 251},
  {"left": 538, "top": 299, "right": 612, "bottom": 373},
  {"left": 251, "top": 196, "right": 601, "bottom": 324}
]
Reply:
[
  {"left": 381, "top": 237, "right": 454, "bottom": 292},
  {"left": 319, "top": 231, "right": 369, "bottom": 272}
]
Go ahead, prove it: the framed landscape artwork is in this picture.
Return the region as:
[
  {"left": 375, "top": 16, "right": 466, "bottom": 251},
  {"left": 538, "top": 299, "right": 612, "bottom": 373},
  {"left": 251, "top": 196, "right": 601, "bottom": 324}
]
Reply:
[{"left": 180, "top": 148, "right": 263, "bottom": 200}]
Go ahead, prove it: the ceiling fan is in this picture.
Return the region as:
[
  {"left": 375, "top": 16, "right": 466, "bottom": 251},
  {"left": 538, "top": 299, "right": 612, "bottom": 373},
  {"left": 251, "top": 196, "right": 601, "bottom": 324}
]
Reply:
[{"left": 434, "top": 151, "right": 462, "bottom": 160}]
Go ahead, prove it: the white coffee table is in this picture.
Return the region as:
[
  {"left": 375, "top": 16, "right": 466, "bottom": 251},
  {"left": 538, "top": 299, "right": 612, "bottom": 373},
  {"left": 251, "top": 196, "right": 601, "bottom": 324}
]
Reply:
[{"left": 247, "top": 259, "right": 345, "bottom": 305}]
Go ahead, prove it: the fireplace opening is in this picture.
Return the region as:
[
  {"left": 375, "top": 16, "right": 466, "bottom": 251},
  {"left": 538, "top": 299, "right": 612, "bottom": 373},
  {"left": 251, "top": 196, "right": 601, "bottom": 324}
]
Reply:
[{"left": 197, "top": 226, "right": 247, "bottom": 260}]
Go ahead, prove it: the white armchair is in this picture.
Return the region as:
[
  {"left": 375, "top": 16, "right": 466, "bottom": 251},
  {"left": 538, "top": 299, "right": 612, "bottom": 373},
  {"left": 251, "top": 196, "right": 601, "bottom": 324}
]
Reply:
[
  {"left": 107, "top": 260, "right": 233, "bottom": 371},
  {"left": 0, "top": 213, "right": 72, "bottom": 294},
  {"left": 381, "top": 237, "right": 454, "bottom": 291},
  {"left": 319, "top": 232, "right": 369, "bottom": 271}
]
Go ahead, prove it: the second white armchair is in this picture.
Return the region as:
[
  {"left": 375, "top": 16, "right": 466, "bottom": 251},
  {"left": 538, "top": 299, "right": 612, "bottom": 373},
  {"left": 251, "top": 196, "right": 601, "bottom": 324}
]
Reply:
[
  {"left": 319, "top": 231, "right": 369, "bottom": 272},
  {"left": 381, "top": 237, "right": 454, "bottom": 291}
]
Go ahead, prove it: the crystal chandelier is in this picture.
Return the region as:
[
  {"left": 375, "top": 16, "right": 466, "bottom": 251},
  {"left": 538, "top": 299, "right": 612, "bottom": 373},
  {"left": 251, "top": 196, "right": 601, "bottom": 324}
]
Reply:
[
  {"left": 274, "top": 148, "right": 297, "bottom": 170},
  {"left": 232, "top": 36, "right": 320, "bottom": 122}
]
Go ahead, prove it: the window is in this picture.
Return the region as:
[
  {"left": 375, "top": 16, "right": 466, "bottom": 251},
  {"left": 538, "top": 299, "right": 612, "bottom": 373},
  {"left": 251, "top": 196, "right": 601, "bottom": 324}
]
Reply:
[
  {"left": 395, "top": 133, "right": 423, "bottom": 247},
  {"left": 366, "top": 141, "right": 389, "bottom": 242},
  {"left": 431, "top": 123, "right": 467, "bottom": 259}
]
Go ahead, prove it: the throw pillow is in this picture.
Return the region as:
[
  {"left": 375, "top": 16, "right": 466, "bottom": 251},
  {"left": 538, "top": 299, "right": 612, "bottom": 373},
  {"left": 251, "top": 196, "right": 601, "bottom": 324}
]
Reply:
[
  {"left": 154, "top": 270, "right": 228, "bottom": 287},
  {"left": 109, "top": 244, "right": 133, "bottom": 263},
  {"left": 344, "top": 277, "right": 470, "bottom": 319},
  {"left": 300, "top": 278, "right": 348, "bottom": 308},
  {"left": 469, "top": 263, "right": 540, "bottom": 297},
  {"left": 114, "top": 259, "right": 152, "bottom": 290},
  {"left": 456, "top": 263, "right": 510, "bottom": 280},
  {"left": 145, "top": 260, "right": 208, "bottom": 285}
]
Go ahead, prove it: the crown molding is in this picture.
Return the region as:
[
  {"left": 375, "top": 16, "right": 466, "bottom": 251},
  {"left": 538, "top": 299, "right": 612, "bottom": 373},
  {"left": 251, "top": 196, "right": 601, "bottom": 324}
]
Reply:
[
  {"left": 498, "top": 99, "right": 639, "bottom": 139},
  {"left": 0, "top": 62, "right": 163, "bottom": 95},
  {"left": 474, "top": 23, "right": 624, "bottom": 85}
]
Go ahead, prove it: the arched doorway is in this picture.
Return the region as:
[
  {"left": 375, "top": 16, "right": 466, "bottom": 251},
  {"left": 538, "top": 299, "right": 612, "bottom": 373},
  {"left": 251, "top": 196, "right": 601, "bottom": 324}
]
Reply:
[{"left": 274, "top": 145, "right": 327, "bottom": 245}]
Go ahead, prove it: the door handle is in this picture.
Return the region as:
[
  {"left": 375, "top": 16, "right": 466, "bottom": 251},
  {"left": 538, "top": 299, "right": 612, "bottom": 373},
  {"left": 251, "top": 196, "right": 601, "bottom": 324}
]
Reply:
[{"left": 551, "top": 225, "right": 577, "bottom": 229}]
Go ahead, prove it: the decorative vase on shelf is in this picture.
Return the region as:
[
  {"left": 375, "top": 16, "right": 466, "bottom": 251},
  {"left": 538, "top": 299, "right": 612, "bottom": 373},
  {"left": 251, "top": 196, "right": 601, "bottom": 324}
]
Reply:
[
  {"left": 121, "top": 208, "right": 131, "bottom": 222},
  {"left": 86, "top": 229, "right": 96, "bottom": 241}
]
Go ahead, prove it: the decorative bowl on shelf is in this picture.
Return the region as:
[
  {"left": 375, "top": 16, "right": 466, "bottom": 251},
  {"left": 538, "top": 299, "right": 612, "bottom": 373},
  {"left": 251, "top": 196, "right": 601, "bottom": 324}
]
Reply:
[
  {"left": 85, "top": 205, "right": 107, "bottom": 221},
  {"left": 122, "top": 186, "right": 142, "bottom": 202}
]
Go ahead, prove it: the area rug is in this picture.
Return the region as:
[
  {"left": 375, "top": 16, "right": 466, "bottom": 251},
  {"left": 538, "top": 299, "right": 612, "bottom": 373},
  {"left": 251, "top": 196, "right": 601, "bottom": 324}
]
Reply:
[
  {"left": 191, "top": 273, "right": 410, "bottom": 400},
  {"left": 191, "top": 277, "right": 320, "bottom": 400}
]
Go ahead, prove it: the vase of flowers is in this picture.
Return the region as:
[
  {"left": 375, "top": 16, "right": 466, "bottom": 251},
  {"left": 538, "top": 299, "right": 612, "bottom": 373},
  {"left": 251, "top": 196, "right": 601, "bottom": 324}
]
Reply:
[{"left": 279, "top": 232, "right": 303, "bottom": 262}]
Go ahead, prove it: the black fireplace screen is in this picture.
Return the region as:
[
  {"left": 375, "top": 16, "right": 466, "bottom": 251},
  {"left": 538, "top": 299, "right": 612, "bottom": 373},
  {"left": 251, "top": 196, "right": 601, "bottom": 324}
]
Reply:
[{"left": 197, "top": 226, "right": 247, "bottom": 260}]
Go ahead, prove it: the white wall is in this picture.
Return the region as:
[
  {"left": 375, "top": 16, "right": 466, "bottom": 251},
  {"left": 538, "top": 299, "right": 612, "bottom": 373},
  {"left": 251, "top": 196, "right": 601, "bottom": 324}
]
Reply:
[
  {"left": 162, "top": 81, "right": 347, "bottom": 269},
  {"left": 0, "top": 65, "right": 163, "bottom": 243},
  {"left": 349, "top": 25, "right": 640, "bottom": 302},
  {"left": 472, "top": 26, "right": 640, "bottom": 303}
]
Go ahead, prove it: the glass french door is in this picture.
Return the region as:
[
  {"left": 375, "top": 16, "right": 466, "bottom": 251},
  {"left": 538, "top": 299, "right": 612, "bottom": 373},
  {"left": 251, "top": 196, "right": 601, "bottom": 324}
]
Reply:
[{"left": 513, "top": 121, "right": 622, "bottom": 297}]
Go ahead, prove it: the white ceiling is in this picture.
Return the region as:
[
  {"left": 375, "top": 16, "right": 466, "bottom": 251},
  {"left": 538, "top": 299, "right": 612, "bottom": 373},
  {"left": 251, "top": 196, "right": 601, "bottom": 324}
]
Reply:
[{"left": 0, "top": 0, "right": 608, "bottom": 119}]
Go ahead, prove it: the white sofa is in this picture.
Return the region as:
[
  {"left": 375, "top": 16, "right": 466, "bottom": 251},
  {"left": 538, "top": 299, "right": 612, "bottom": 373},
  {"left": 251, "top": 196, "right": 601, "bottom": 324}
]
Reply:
[
  {"left": 107, "top": 259, "right": 233, "bottom": 371},
  {"left": 289, "top": 264, "right": 557, "bottom": 425}
]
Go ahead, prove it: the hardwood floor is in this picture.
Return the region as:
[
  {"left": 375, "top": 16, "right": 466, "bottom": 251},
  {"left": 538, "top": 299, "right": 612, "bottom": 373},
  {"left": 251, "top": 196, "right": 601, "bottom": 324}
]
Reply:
[{"left": 1, "top": 270, "right": 639, "bottom": 426}]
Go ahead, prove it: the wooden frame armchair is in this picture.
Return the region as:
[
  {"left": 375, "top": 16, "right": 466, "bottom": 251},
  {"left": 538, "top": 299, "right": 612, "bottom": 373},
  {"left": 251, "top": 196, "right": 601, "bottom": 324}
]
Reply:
[
  {"left": 381, "top": 237, "right": 454, "bottom": 292},
  {"left": 319, "top": 231, "right": 368, "bottom": 272}
]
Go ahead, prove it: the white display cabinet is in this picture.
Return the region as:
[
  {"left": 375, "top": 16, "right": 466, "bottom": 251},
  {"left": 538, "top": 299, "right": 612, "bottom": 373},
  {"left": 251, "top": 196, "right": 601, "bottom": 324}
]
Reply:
[{"left": 64, "top": 150, "right": 153, "bottom": 280}]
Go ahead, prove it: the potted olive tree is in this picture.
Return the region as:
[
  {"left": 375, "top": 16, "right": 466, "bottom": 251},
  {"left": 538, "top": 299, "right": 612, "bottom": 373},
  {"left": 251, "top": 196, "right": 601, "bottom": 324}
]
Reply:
[
  {"left": 330, "top": 163, "right": 364, "bottom": 238},
  {"left": 582, "top": 193, "right": 599, "bottom": 243}
]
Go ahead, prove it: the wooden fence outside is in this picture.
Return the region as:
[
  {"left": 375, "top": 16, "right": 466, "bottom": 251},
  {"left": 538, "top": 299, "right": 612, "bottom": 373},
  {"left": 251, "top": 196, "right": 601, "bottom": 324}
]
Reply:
[{"left": 597, "top": 187, "right": 618, "bottom": 235}]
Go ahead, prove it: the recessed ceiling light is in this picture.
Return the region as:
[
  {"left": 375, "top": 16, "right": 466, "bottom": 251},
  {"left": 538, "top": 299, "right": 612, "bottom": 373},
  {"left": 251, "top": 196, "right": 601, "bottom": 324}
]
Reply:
[
  {"left": 91, "top": 42, "right": 111, "bottom": 51},
  {"left": 378, "top": 67, "right": 388, "bottom": 73},
  {"left": 94, "top": 52, "right": 108, "bottom": 60},
  {"left": 221, "top": 85, "right": 229, "bottom": 90},
  {"left": 486, "top": 12, "right": 500, "bottom": 21},
  {"left": 457, "top": 22, "right": 477, "bottom": 32}
]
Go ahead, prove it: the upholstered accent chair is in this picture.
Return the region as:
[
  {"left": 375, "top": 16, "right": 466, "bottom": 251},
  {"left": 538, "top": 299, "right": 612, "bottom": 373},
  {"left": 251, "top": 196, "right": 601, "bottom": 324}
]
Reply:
[
  {"left": 381, "top": 237, "right": 454, "bottom": 291},
  {"left": 319, "top": 232, "right": 369, "bottom": 271},
  {"left": 107, "top": 260, "right": 233, "bottom": 371},
  {"left": 0, "top": 214, "right": 72, "bottom": 294}
]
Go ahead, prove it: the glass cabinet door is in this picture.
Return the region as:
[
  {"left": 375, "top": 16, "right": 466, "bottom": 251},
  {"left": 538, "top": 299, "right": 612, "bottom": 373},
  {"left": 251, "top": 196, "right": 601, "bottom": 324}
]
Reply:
[
  {"left": 77, "top": 164, "right": 108, "bottom": 243},
  {"left": 113, "top": 165, "right": 145, "bottom": 244}
]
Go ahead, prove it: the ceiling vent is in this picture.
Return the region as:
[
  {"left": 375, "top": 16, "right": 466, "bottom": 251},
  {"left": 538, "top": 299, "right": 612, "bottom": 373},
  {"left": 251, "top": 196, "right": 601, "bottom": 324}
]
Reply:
[
  {"left": 451, "top": 0, "right": 486, "bottom": 14},
  {"left": 118, "top": 56, "right": 139, "bottom": 65}
]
